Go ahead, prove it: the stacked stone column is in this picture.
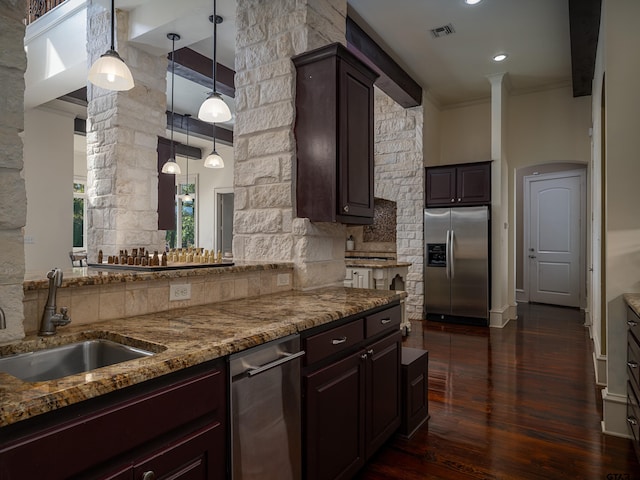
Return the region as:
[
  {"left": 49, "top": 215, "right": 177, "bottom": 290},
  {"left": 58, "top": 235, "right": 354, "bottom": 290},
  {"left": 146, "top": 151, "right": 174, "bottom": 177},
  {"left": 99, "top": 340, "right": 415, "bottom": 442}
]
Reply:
[
  {"left": 233, "top": 0, "right": 348, "bottom": 289},
  {"left": 373, "top": 89, "right": 424, "bottom": 320},
  {"left": 0, "top": 0, "right": 27, "bottom": 343},
  {"left": 86, "top": 5, "right": 167, "bottom": 262}
]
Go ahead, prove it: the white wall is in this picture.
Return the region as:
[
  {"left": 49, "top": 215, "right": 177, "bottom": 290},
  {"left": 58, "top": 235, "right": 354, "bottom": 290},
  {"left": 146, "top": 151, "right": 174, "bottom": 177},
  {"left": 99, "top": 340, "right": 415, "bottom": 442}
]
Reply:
[
  {"left": 599, "top": 0, "right": 640, "bottom": 437},
  {"left": 438, "top": 101, "right": 491, "bottom": 166},
  {"left": 507, "top": 86, "right": 592, "bottom": 170},
  {"left": 23, "top": 107, "right": 75, "bottom": 274}
]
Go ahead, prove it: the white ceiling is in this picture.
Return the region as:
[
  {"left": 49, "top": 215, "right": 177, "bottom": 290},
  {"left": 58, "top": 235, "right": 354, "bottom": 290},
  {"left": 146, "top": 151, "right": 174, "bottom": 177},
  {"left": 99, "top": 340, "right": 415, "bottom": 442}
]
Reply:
[
  {"left": 347, "top": 0, "right": 573, "bottom": 107},
  {"left": 117, "top": 0, "right": 573, "bottom": 111},
  {"left": 37, "top": 0, "right": 575, "bottom": 119}
]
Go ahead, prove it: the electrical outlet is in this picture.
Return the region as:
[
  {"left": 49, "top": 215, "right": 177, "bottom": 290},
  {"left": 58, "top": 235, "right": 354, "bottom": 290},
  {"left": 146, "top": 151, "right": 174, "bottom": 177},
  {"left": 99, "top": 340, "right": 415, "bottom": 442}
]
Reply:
[
  {"left": 169, "top": 283, "right": 191, "bottom": 301},
  {"left": 277, "top": 273, "right": 290, "bottom": 287}
]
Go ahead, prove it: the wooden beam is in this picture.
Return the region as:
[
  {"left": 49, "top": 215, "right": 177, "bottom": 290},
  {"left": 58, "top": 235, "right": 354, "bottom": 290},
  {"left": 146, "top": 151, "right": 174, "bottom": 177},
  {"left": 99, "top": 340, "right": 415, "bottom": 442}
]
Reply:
[
  {"left": 346, "top": 16, "right": 422, "bottom": 108},
  {"left": 167, "top": 112, "right": 233, "bottom": 146},
  {"left": 568, "top": 0, "right": 601, "bottom": 97},
  {"left": 170, "top": 47, "right": 235, "bottom": 98}
]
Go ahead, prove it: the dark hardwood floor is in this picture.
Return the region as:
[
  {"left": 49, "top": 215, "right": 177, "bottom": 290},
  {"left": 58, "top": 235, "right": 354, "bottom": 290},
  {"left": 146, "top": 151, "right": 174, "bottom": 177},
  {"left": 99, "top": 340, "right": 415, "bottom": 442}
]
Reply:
[{"left": 357, "top": 303, "right": 640, "bottom": 479}]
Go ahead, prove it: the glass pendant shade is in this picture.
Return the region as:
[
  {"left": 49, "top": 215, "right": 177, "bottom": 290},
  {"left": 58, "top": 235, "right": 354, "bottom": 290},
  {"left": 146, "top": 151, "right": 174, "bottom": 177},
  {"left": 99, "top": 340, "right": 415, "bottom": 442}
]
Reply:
[
  {"left": 203, "top": 150, "right": 224, "bottom": 168},
  {"left": 161, "top": 159, "right": 181, "bottom": 174},
  {"left": 198, "top": 92, "right": 232, "bottom": 123},
  {"left": 88, "top": 50, "right": 134, "bottom": 91}
]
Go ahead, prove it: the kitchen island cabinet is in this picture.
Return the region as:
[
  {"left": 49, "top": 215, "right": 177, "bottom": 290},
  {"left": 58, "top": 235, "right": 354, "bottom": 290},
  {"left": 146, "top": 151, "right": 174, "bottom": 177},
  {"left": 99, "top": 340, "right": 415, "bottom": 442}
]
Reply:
[
  {"left": 0, "top": 360, "right": 226, "bottom": 479},
  {"left": 303, "top": 303, "right": 402, "bottom": 480}
]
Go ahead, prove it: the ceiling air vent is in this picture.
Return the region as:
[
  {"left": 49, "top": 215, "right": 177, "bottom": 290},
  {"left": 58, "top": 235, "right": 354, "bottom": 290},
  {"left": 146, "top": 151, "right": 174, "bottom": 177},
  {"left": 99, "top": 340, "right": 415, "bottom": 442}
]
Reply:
[{"left": 430, "top": 23, "right": 455, "bottom": 38}]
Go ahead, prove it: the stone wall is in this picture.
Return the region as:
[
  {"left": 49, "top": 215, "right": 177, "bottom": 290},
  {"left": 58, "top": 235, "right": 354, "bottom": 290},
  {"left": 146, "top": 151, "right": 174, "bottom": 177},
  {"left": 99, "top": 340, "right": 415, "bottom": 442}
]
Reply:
[
  {"left": 373, "top": 88, "right": 424, "bottom": 320},
  {"left": 86, "top": 6, "right": 166, "bottom": 263},
  {"left": 233, "top": 0, "right": 348, "bottom": 289},
  {"left": 0, "top": 0, "right": 27, "bottom": 343}
]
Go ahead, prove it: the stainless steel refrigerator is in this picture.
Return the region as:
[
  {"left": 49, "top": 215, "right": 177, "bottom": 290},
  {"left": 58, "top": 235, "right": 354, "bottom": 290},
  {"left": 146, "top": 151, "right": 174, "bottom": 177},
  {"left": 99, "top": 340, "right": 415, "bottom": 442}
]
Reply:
[{"left": 424, "top": 206, "right": 490, "bottom": 324}]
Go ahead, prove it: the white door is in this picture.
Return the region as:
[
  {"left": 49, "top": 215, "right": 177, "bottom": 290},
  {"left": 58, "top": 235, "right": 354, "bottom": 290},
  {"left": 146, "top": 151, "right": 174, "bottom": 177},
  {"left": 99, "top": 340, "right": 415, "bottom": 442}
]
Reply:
[{"left": 526, "top": 171, "right": 584, "bottom": 307}]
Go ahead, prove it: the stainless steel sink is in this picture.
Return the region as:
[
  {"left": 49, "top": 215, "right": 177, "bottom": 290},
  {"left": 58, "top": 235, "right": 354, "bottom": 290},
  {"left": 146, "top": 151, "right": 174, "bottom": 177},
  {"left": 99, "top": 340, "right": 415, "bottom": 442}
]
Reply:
[{"left": 0, "top": 339, "right": 155, "bottom": 382}]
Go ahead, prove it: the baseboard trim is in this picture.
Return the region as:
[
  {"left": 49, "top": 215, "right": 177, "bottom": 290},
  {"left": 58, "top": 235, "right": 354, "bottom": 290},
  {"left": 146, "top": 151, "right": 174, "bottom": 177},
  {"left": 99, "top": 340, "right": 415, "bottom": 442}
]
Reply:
[
  {"left": 601, "top": 388, "right": 631, "bottom": 438},
  {"left": 489, "top": 305, "right": 513, "bottom": 328},
  {"left": 591, "top": 333, "right": 607, "bottom": 386},
  {"left": 515, "top": 289, "right": 527, "bottom": 303}
]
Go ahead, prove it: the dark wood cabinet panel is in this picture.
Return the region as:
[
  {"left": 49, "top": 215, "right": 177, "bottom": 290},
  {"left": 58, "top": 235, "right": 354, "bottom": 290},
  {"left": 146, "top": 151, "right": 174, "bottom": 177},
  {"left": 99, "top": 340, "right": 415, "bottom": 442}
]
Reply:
[
  {"left": 294, "top": 43, "right": 378, "bottom": 225},
  {"left": 303, "top": 303, "right": 402, "bottom": 480},
  {"left": 426, "top": 162, "right": 491, "bottom": 207},
  {"left": 305, "top": 351, "right": 366, "bottom": 480},
  {"left": 133, "top": 422, "right": 225, "bottom": 480},
  {"left": 628, "top": 307, "right": 640, "bottom": 462},
  {"left": 0, "top": 360, "right": 226, "bottom": 480},
  {"left": 365, "top": 331, "right": 402, "bottom": 458},
  {"left": 425, "top": 167, "right": 456, "bottom": 206}
]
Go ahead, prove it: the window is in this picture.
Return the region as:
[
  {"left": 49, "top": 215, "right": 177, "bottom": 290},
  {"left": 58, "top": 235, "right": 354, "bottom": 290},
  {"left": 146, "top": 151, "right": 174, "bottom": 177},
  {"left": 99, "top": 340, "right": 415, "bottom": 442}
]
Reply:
[
  {"left": 166, "top": 174, "right": 198, "bottom": 249},
  {"left": 73, "top": 179, "right": 87, "bottom": 250}
]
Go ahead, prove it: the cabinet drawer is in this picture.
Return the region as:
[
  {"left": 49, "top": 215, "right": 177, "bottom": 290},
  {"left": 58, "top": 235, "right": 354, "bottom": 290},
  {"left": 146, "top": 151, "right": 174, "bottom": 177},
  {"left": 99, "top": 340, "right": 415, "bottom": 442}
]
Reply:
[
  {"left": 628, "top": 307, "right": 640, "bottom": 343},
  {"left": 365, "top": 305, "right": 401, "bottom": 338},
  {"left": 628, "top": 381, "right": 640, "bottom": 445},
  {"left": 628, "top": 334, "right": 640, "bottom": 391},
  {"left": 305, "top": 319, "right": 364, "bottom": 365}
]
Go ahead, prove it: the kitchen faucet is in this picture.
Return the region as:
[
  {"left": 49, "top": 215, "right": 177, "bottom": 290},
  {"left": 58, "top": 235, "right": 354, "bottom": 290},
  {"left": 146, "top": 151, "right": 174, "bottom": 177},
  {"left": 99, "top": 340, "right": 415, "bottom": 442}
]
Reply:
[{"left": 38, "top": 267, "right": 71, "bottom": 336}]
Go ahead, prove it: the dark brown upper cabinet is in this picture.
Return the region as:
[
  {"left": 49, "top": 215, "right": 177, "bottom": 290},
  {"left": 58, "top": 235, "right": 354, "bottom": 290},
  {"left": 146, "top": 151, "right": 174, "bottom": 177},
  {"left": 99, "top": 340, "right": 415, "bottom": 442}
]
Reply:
[
  {"left": 293, "top": 43, "right": 379, "bottom": 225},
  {"left": 425, "top": 161, "right": 492, "bottom": 207}
]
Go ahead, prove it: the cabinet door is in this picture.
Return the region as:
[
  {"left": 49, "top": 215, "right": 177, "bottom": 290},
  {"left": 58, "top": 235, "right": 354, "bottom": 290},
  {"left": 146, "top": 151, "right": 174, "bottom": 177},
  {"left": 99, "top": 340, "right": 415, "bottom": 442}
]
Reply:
[
  {"left": 338, "top": 60, "right": 374, "bottom": 222},
  {"left": 456, "top": 163, "right": 491, "bottom": 204},
  {"left": 365, "top": 331, "right": 402, "bottom": 458},
  {"left": 425, "top": 167, "right": 456, "bottom": 206},
  {"left": 133, "top": 422, "right": 225, "bottom": 480},
  {"left": 305, "top": 351, "right": 366, "bottom": 480}
]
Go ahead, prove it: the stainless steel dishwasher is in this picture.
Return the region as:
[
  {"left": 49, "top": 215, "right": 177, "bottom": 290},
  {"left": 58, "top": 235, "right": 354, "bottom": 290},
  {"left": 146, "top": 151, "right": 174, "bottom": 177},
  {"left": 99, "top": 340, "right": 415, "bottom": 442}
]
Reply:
[{"left": 229, "top": 334, "right": 305, "bottom": 480}]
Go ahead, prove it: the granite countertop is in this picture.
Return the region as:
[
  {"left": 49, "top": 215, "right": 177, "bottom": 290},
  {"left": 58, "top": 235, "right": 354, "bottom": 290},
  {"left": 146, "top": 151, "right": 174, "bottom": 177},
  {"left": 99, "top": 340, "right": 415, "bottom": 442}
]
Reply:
[
  {"left": 345, "top": 259, "right": 412, "bottom": 269},
  {"left": 0, "top": 286, "right": 405, "bottom": 428},
  {"left": 624, "top": 293, "right": 640, "bottom": 316},
  {"left": 23, "top": 262, "right": 292, "bottom": 291}
]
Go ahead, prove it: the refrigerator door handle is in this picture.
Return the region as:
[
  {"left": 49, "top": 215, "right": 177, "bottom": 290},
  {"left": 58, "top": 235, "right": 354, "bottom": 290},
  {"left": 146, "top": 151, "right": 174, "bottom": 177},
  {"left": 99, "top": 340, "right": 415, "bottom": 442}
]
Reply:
[
  {"left": 449, "top": 230, "right": 455, "bottom": 279},
  {"left": 445, "top": 230, "right": 451, "bottom": 280}
]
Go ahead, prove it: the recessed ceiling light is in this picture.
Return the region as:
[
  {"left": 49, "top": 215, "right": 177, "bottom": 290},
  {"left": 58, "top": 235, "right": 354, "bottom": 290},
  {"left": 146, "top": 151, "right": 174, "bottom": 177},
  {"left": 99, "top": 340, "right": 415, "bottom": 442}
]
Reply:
[
  {"left": 465, "top": 0, "right": 482, "bottom": 4},
  {"left": 493, "top": 53, "right": 508, "bottom": 62}
]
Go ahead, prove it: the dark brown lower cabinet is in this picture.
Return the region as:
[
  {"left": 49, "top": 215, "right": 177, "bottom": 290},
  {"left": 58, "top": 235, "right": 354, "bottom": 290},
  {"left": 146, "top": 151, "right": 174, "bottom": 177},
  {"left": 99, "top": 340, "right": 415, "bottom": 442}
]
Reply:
[
  {"left": 0, "top": 360, "right": 226, "bottom": 480},
  {"left": 303, "top": 304, "right": 402, "bottom": 480}
]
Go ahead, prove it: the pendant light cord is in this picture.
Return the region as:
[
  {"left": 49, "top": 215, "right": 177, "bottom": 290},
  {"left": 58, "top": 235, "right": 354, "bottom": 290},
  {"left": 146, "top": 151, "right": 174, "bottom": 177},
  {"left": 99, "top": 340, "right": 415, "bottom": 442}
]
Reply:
[
  {"left": 170, "top": 34, "right": 176, "bottom": 160},
  {"left": 212, "top": 0, "right": 219, "bottom": 95},
  {"left": 110, "top": 0, "right": 115, "bottom": 51}
]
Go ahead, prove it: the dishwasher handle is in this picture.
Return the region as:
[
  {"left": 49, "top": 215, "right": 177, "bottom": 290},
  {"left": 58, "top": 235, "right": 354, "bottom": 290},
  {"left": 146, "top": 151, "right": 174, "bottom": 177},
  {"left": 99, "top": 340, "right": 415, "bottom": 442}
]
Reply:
[{"left": 247, "top": 350, "right": 306, "bottom": 377}]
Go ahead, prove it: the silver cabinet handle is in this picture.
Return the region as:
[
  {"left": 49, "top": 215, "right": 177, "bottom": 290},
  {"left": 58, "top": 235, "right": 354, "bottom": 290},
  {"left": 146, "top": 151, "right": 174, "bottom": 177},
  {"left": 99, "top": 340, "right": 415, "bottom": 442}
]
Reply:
[
  {"left": 627, "top": 361, "right": 638, "bottom": 369},
  {"left": 628, "top": 320, "right": 638, "bottom": 327},
  {"left": 142, "top": 472, "right": 156, "bottom": 480},
  {"left": 445, "top": 230, "right": 451, "bottom": 280},
  {"left": 367, "top": 349, "right": 374, "bottom": 356},
  {"left": 380, "top": 318, "right": 392, "bottom": 324},
  {"left": 450, "top": 198, "right": 454, "bottom": 203},
  {"left": 332, "top": 337, "right": 347, "bottom": 345},
  {"left": 247, "top": 351, "right": 306, "bottom": 377},
  {"left": 343, "top": 205, "right": 349, "bottom": 213},
  {"left": 457, "top": 198, "right": 461, "bottom": 202},
  {"left": 361, "top": 353, "right": 368, "bottom": 360},
  {"left": 627, "top": 416, "right": 638, "bottom": 426}
]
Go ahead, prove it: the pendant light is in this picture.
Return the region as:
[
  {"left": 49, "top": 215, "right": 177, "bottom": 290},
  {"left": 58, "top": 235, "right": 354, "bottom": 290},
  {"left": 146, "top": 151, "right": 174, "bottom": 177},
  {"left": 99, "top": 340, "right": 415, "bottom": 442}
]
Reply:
[
  {"left": 161, "top": 33, "right": 182, "bottom": 175},
  {"left": 203, "top": 122, "right": 224, "bottom": 168},
  {"left": 197, "top": 1, "right": 232, "bottom": 123},
  {"left": 88, "top": 0, "right": 134, "bottom": 91},
  {"left": 181, "top": 115, "right": 194, "bottom": 202}
]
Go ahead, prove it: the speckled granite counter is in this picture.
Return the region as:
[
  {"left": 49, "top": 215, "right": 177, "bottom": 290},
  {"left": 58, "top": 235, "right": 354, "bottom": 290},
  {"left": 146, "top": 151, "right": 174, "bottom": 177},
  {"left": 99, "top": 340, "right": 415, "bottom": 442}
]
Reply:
[
  {"left": 0, "top": 286, "right": 405, "bottom": 427},
  {"left": 624, "top": 293, "right": 640, "bottom": 316},
  {"left": 23, "top": 262, "right": 292, "bottom": 291}
]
